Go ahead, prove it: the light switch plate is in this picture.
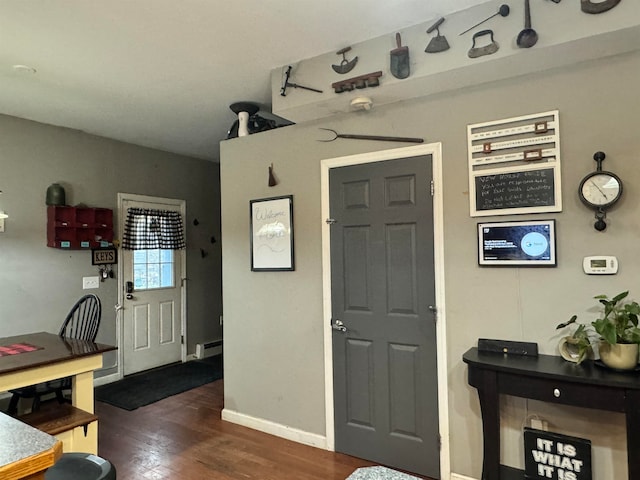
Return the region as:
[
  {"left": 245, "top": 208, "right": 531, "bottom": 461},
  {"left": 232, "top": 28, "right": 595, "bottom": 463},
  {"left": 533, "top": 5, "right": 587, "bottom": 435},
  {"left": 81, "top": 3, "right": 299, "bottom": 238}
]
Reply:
[{"left": 83, "top": 276, "right": 100, "bottom": 289}]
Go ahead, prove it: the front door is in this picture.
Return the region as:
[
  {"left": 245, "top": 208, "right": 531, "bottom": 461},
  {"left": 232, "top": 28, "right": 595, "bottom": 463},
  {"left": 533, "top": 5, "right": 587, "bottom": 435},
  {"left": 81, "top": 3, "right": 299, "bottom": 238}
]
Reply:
[
  {"left": 330, "top": 155, "right": 440, "bottom": 478},
  {"left": 119, "top": 194, "right": 185, "bottom": 375}
]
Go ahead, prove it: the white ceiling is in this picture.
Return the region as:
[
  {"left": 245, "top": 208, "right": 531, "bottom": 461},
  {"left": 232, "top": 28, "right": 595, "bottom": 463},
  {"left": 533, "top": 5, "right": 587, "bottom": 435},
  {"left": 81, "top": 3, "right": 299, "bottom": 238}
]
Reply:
[{"left": 1, "top": 0, "right": 488, "bottom": 161}]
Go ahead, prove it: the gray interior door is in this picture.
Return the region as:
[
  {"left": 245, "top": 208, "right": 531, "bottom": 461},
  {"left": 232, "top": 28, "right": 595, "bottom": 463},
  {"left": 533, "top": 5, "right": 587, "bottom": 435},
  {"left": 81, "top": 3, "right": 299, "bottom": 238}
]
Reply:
[{"left": 330, "top": 155, "right": 440, "bottom": 478}]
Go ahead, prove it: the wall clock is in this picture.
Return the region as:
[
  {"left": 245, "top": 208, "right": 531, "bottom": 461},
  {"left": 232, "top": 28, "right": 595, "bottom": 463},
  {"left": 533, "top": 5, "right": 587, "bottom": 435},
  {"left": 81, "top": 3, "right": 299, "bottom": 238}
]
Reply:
[{"left": 578, "top": 151, "right": 622, "bottom": 231}]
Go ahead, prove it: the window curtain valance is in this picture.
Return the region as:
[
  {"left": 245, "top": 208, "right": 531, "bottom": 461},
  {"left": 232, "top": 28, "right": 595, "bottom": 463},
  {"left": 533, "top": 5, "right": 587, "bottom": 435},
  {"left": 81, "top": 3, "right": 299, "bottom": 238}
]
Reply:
[{"left": 122, "top": 208, "right": 186, "bottom": 250}]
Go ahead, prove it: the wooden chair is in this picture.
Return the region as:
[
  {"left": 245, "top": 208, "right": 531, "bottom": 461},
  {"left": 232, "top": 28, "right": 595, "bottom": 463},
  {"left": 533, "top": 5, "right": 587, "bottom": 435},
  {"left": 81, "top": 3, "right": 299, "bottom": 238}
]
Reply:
[{"left": 7, "top": 294, "right": 102, "bottom": 415}]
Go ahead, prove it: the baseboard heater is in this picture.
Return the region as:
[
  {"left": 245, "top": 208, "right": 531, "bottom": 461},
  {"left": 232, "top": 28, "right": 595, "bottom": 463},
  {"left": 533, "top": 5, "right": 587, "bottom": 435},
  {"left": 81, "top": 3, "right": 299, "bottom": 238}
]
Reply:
[{"left": 195, "top": 339, "right": 223, "bottom": 359}]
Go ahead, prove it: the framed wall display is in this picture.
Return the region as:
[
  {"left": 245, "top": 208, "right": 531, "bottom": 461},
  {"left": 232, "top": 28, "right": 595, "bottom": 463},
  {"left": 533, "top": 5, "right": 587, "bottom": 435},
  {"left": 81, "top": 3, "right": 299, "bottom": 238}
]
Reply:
[
  {"left": 468, "top": 110, "right": 562, "bottom": 217},
  {"left": 478, "top": 219, "right": 556, "bottom": 267},
  {"left": 91, "top": 247, "right": 118, "bottom": 265},
  {"left": 250, "top": 195, "right": 295, "bottom": 271}
]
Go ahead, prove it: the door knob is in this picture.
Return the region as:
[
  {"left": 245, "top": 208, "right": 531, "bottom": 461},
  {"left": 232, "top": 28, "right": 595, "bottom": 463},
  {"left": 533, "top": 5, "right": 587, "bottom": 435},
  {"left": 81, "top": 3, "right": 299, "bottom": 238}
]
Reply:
[{"left": 331, "top": 319, "right": 348, "bottom": 332}]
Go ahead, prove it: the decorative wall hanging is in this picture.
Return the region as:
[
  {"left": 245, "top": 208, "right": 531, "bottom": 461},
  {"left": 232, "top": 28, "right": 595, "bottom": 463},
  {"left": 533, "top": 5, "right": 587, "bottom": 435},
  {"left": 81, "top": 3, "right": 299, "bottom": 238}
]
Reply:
[
  {"left": 332, "top": 47, "right": 358, "bottom": 74},
  {"left": 468, "top": 30, "right": 499, "bottom": 58},
  {"left": 390, "top": 33, "right": 410, "bottom": 79},
  {"left": 581, "top": 0, "right": 621, "bottom": 14},
  {"left": 516, "top": 0, "right": 538, "bottom": 49},
  {"left": 331, "top": 71, "right": 382, "bottom": 93},
  {"left": 425, "top": 18, "right": 450, "bottom": 53},
  {"left": 468, "top": 110, "right": 562, "bottom": 217},
  {"left": 459, "top": 4, "right": 510, "bottom": 36},
  {"left": 250, "top": 195, "right": 294, "bottom": 271},
  {"left": 317, "top": 128, "right": 423, "bottom": 143},
  {"left": 280, "top": 66, "right": 323, "bottom": 96},
  {"left": 268, "top": 163, "right": 278, "bottom": 187}
]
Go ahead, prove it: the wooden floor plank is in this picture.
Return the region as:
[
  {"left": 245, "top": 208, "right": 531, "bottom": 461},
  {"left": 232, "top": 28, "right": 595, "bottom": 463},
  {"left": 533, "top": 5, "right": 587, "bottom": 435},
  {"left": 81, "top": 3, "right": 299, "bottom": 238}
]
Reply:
[{"left": 96, "top": 380, "right": 394, "bottom": 480}]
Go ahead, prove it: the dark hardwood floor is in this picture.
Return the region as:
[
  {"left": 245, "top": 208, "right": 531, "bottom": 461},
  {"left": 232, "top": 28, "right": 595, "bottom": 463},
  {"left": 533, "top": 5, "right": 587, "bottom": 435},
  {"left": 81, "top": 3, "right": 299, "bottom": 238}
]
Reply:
[{"left": 96, "top": 379, "right": 384, "bottom": 479}]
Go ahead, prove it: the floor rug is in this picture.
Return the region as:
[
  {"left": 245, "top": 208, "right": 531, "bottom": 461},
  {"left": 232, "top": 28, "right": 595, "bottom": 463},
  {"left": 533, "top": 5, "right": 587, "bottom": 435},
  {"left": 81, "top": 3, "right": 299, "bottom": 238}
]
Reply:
[
  {"left": 347, "top": 466, "right": 422, "bottom": 480},
  {"left": 94, "top": 355, "right": 222, "bottom": 411}
]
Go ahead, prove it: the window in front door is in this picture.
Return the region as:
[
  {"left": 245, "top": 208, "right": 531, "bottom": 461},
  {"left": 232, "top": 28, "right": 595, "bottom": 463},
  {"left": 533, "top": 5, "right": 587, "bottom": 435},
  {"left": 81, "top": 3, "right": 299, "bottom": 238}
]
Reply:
[{"left": 133, "top": 249, "right": 175, "bottom": 290}]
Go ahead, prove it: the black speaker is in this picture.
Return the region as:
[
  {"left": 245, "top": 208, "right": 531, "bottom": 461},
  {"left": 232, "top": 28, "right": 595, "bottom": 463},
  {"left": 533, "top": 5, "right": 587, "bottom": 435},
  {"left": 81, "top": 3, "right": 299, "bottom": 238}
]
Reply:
[{"left": 477, "top": 338, "right": 538, "bottom": 357}]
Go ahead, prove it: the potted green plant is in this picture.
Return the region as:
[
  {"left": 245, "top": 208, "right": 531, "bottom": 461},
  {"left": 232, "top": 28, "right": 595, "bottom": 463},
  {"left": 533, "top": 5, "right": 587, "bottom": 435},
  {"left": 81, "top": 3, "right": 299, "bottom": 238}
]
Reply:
[
  {"left": 556, "top": 291, "right": 640, "bottom": 369},
  {"left": 555, "top": 315, "right": 594, "bottom": 364},
  {"left": 591, "top": 291, "right": 640, "bottom": 370}
]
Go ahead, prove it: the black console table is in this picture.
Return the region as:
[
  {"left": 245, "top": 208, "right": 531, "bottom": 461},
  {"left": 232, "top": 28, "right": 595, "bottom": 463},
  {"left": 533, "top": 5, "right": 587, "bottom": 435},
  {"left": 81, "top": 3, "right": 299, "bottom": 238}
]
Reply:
[{"left": 463, "top": 347, "right": 640, "bottom": 480}]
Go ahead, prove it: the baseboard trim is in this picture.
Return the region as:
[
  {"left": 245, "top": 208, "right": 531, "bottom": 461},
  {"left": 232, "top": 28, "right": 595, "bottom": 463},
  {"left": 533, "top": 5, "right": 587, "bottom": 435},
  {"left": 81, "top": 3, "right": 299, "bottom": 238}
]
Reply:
[
  {"left": 93, "top": 372, "right": 120, "bottom": 387},
  {"left": 221, "top": 408, "right": 327, "bottom": 449},
  {"left": 451, "top": 473, "right": 478, "bottom": 480}
]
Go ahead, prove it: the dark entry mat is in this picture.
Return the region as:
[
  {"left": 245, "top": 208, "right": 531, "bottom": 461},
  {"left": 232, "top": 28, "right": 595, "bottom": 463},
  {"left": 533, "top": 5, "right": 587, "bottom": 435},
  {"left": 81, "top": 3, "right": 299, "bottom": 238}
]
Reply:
[{"left": 95, "top": 355, "right": 222, "bottom": 410}]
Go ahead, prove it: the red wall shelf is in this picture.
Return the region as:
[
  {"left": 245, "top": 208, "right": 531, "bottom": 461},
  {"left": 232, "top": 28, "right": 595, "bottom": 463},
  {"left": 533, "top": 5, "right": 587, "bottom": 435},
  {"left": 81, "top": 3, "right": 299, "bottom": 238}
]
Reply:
[{"left": 47, "top": 206, "right": 114, "bottom": 249}]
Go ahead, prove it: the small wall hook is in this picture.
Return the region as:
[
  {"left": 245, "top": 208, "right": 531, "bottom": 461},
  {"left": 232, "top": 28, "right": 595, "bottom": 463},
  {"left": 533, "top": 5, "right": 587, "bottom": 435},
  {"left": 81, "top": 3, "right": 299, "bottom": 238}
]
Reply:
[{"left": 268, "top": 163, "right": 278, "bottom": 187}]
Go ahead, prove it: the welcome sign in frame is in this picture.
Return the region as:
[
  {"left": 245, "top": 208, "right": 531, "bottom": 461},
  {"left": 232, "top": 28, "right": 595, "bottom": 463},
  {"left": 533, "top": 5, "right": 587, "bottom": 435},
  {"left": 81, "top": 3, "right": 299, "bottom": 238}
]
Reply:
[{"left": 250, "top": 195, "right": 295, "bottom": 271}]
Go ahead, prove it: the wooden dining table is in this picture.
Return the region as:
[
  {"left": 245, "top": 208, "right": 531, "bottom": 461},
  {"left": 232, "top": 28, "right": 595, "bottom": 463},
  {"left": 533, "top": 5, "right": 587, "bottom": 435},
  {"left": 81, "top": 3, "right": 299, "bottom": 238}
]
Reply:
[{"left": 0, "top": 332, "right": 116, "bottom": 454}]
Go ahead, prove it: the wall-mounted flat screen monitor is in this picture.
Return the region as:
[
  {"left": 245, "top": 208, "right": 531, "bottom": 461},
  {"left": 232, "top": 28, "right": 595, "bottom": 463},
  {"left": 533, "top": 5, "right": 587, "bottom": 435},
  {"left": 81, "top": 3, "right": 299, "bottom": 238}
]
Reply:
[{"left": 478, "top": 219, "right": 556, "bottom": 266}]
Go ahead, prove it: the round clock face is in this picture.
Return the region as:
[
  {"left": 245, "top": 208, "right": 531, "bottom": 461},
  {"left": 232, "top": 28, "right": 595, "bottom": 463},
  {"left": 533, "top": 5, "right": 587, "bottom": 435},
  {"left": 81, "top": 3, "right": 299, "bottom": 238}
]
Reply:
[{"left": 579, "top": 172, "right": 622, "bottom": 209}]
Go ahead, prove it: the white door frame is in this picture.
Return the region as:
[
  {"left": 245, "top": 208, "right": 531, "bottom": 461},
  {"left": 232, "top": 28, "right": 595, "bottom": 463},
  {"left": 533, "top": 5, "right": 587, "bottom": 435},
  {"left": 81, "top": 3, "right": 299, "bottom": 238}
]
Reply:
[
  {"left": 320, "top": 143, "right": 450, "bottom": 479},
  {"left": 116, "top": 192, "right": 188, "bottom": 380}
]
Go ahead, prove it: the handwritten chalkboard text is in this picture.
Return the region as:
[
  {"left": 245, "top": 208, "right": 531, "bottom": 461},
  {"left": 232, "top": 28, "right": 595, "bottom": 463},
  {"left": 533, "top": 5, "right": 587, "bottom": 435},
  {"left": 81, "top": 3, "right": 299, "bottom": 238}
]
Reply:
[{"left": 475, "top": 168, "right": 555, "bottom": 211}]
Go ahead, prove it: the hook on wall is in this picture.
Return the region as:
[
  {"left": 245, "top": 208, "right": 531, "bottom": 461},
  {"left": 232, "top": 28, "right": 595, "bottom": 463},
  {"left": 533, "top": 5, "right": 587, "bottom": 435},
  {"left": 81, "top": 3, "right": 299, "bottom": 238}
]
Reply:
[{"left": 268, "top": 163, "right": 278, "bottom": 187}]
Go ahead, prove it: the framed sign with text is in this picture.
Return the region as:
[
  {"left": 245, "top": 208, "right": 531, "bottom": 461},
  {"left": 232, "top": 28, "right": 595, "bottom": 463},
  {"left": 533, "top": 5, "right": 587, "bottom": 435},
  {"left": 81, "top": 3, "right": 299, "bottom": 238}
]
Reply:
[
  {"left": 250, "top": 195, "right": 294, "bottom": 271},
  {"left": 91, "top": 247, "right": 118, "bottom": 265},
  {"left": 524, "top": 428, "right": 591, "bottom": 480},
  {"left": 468, "top": 110, "right": 562, "bottom": 217}
]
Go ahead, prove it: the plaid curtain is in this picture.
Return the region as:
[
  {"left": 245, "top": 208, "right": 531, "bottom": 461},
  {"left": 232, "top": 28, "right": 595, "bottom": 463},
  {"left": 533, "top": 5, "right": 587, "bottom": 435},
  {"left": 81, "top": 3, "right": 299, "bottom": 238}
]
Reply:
[{"left": 122, "top": 208, "right": 186, "bottom": 250}]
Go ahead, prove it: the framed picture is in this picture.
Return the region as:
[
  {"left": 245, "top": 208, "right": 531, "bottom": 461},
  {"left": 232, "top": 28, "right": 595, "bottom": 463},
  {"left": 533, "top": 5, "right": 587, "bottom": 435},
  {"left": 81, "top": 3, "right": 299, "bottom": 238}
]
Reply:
[
  {"left": 91, "top": 247, "right": 118, "bottom": 265},
  {"left": 478, "top": 219, "right": 556, "bottom": 267},
  {"left": 250, "top": 195, "right": 294, "bottom": 271}
]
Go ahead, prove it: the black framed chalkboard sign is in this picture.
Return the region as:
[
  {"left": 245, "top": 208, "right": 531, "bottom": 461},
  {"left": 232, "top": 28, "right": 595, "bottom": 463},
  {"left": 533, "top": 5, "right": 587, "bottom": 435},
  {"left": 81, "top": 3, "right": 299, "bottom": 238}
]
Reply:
[
  {"left": 467, "top": 110, "right": 562, "bottom": 217},
  {"left": 471, "top": 166, "right": 560, "bottom": 216}
]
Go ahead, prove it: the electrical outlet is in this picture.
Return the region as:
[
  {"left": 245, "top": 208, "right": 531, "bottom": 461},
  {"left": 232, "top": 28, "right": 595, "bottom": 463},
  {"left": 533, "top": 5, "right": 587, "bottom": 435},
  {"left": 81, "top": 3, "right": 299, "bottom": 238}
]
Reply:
[{"left": 82, "top": 276, "right": 100, "bottom": 289}]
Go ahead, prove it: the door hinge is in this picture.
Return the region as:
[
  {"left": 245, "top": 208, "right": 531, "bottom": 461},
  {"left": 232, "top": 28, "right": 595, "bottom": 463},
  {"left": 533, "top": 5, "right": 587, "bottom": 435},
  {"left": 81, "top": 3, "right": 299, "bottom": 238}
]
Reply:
[
  {"left": 181, "top": 335, "right": 184, "bottom": 345},
  {"left": 430, "top": 180, "right": 434, "bottom": 196},
  {"left": 438, "top": 434, "right": 442, "bottom": 451},
  {"left": 428, "top": 305, "right": 437, "bottom": 323},
  {"left": 325, "top": 218, "right": 337, "bottom": 225}
]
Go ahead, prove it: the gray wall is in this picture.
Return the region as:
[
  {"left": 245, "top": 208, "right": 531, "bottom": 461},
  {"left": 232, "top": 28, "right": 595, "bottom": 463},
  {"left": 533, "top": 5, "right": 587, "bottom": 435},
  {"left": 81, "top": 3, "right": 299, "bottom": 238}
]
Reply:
[
  {"left": 0, "top": 114, "right": 222, "bottom": 375},
  {"left": 220, "top": 50, "right": 640, "bottom": 479}
]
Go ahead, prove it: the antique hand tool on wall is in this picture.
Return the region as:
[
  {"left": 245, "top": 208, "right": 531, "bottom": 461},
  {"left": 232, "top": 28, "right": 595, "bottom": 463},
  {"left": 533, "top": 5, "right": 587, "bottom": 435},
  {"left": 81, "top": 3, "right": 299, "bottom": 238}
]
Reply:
[
  {"left": 425, "top": 18, "right": 450, "bottom": 53},
  {"left": 280, "top": 66, "right": 323, "bottom": 96},
  {"left": 468, "top": 30, "right": 499, "bottom": 58},
  {"left": 331, "top": 71, "right": 382, "bottom": 93},
  {"left": 390, "top": 33, "right": 410, "bottom": 79},
  {"left": 517, "top": 0, "right": 538, "bottom": 48},
  {"left": 332, "top": 47, "right": 358, "bottom": 74},
  {"left": 581, "top": 0, "right": 621, "bottom": 14},
  {"left": 318, "top": 128, "right": 423, "bottom": 143},
  {"left": 459, "top": 4, "right": 510, "bottom": 36}
]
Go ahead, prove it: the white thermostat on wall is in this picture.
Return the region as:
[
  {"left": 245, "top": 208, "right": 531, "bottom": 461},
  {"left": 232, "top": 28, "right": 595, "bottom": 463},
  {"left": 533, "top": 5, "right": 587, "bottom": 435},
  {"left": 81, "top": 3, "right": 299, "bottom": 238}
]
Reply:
[{"left": 583, "top": 256, "right": 618, "bottom": 275}]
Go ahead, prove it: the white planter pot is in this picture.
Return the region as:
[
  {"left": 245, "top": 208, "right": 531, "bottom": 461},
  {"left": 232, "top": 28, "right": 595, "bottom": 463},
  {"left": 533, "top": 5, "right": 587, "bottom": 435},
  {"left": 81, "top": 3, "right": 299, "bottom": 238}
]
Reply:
[
  {"left": 558, "top": 336, "right": 592, "bottom": 363},
  {"left": 599, "top": 342, "right": 639, "bottom": 370}
]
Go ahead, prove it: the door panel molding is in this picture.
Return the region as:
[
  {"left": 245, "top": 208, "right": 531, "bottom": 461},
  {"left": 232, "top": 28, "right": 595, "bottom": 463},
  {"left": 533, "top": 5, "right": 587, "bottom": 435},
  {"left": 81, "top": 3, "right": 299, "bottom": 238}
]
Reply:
[{"left": 320, "top": 143, "right": 449, "bottom": 479}]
